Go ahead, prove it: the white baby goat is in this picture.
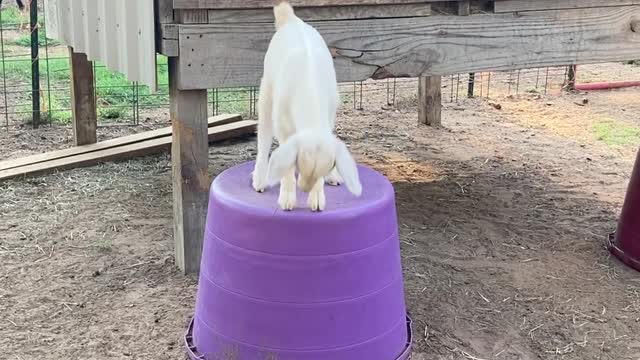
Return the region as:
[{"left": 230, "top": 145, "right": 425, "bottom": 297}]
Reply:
[{"left": 252, "top": 2, "right": 362, "bottom": 211}]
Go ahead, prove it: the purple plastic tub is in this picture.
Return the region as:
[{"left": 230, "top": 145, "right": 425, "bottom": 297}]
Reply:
[
  {"left": 608, "top": 148, "right": 640, "bottom": 272},
  {"left": 185, "top": 161, "right": 412, "bottom": 360}
]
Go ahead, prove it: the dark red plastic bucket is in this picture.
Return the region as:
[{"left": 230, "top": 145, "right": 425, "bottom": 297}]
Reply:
[{"left": 608, "top": 148, "right": 640, "bottom": 272}]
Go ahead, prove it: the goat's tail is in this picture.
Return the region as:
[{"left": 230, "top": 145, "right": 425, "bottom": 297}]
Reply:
[{"left": 274, "top": 2, "right": 295, "bottom": 30}]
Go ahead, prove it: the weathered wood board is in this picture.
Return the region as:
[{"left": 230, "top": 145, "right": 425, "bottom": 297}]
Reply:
[
  {"left": 176, "top": 7, "right": 640, "bottom": 89},
  {"left": 69, "top": 48, "right": 98, "bottom": 146},
  {"left": 0, "top": 120, "right": 256, "bottom": 182},
  {"left": 0, "top": 114, "right": 242, "bottom": 172},
  {"left": 206, "top": 3, "right": 431, "bottom": 23},
  {"left": 158, "top": 23, "right": 179, "bottom": 56},
  {"left": 494, "top": 0, "right": 640, "bottom": 13},
  {"left": 177, "top": 9, "right": 209, "bottom": 23},
  {"left": 418, "top": 76, "right": 442, "bottom": 126},
  {"left": 173, "top": 0, "right": 451, "bottom": 9},
  {"left": 169, "top": 57, "right": 210, "bottom": 275}
]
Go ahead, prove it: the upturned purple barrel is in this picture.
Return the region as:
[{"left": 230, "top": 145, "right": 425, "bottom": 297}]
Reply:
[
  {"left": 185, "top": 161, "right": 412, "bottom": 360},
  {"left": 609, "top": 148, "right": 640, "bottom": 272}
]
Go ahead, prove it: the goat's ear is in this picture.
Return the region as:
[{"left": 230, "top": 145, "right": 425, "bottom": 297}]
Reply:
[
  {"left": 335, "top": 139, "right": 362, "bottom": 196},
  {"left": 267, "top": 136, "right": 299, "bottom": 186}
]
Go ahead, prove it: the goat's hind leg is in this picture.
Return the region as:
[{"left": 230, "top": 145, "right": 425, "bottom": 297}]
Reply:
[
  {"left": 252, "top": 77, "right": 273, "bottom": 193},
  {"left": 325, "top": 81, "right": 343, "bottom": 187}
]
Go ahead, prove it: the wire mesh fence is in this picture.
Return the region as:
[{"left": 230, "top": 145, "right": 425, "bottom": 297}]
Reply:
[
  {"left": 0, "top": 2, "right": 578, "bottom": 134},
  {"left": 344, "top": 66, "right": 571, "bottom": 111},
  {"left": 0, "top": 3, "right": 265, "bottom": 131}
]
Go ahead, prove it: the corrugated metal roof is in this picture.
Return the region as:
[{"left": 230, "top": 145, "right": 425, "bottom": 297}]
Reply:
[{"left": 45, "top": 0, "right": 157, "bottom": 92}]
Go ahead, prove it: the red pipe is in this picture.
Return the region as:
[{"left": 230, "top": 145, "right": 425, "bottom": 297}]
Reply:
[
  {"left": 571, "top": 65, "right": 640, "bottom": 91},
  {"left": 575, "top": 80, "right": 640, "bottom": 91}
]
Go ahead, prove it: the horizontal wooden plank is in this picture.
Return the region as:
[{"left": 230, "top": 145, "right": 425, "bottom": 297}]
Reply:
[
  {"left": 207, "top": 3, "right": 430, "bottom": 23},
  {"left": 177, "top": 7, "right": 640, "bottom": 89},
  {"left": 157, "top": 24, "right": 179, "bottom": 56},
  {"left": 0, "top": 114, "right": 241, "bottom": 172},
  {"left": 494, "top": 0, "right": 640, "bottom": 13},
  {"left": 158, "top": 39, "right": 179, "bottom": 56},
  {"left": 160, "top": 24, "right": 179, "bottom": 40},
  {"left": 0, "top": 120, "right": 257, "bottom": 181},
  {"left": 177, "top": 9, "right": 209, "bottom": 23},
  {"left": 174, "top": 0, "right": 448, "bottom": 9}
]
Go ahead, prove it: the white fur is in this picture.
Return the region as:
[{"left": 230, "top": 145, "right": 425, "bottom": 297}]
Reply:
[{"left": 252, "top": 2, "right": 362, "bottom": 211}]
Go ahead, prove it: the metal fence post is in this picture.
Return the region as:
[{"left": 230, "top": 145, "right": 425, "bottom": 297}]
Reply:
[{"left": 30, "top": 0, "right": 40, "bottom": 128}]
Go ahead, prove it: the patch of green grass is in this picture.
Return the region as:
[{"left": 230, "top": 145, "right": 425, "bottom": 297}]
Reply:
[
  {"left": 157, "top": 55, "right": 169, "bottom": 82},
  {"left": 11, "top": 31, "right": 60, "bottom": 47},
  {"left": 43, "top": 95, "right": 72, "bottom": 123},
  {"left": 2, "top": 56, "right": 70, "bottom": 82},
  {"left": 593, "top": 120, "right": 640, "bottom": 146},
  {"left": 0, "top": 6, "right": 45, "bottom": 27},
  {"left": 47, "top": 109, "right": 73, "bottom": 123},
  {"left": 209, "top": 88, "right": 253, "bottom": 115},
  {"left": 624, "top": 60, "right": 640, "bottom": 66},
  {"left": 0, "top": 6, "right": 27, "bottom": 26},
  {"left": 98, "top": 105, "right": 128, "bottom": 121},
  {"left": 17, "top": 90, "right": 72, "bottom": 125},
  {"left": 93, "top": 56, "right": 171, "bottom": 121}
]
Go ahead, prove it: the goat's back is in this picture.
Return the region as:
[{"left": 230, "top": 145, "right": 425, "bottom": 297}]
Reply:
[{"left": 265, "top": 15, "right": 338, "bottom": 128}]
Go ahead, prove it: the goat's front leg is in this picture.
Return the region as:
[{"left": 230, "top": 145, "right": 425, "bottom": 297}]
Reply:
[
  {"left": 307, "top": 177, "right": 326, "bottom": 212},
  {"left": 252, "top": 78, "right": 273, "bottom": 193},
  {"left": 278, "top": 167, "right": 297, "bottom": 211}
]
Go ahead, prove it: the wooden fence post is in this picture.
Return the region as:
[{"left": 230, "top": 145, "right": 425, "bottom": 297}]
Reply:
[
  {"left": 69, "top": 47, "right": 97, "bottom": 146},
  {"left": 418, "top": 76, "right": 442, "bottom": 126}
]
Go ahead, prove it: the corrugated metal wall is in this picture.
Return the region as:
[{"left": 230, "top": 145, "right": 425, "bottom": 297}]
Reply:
[{"left": 45, "top": 0, "right": 157, "bottom": 92}]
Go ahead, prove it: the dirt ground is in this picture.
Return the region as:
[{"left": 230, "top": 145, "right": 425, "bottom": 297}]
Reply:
[{"left": 1, "top": 63, "right": 640, "bottom": 360}]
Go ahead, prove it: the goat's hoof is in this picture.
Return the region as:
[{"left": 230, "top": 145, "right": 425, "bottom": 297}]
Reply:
[
  {"left": 278, "top": 191, "right": 296, "bottom": 211},
  {"left": 252, "top": 182, "right": 266, "bottom": 193},
  {"left": 251, "top": 171, "right": 268, "bottom": 193},
  {"left": 325, "top": 170, "right": 343, "bottom": 186},
  {"left": 325, "top": 178, "right": 341, "bottom": 186},
  {"left": 308, "top": 191, "right": 326, "bottom": 212}
]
